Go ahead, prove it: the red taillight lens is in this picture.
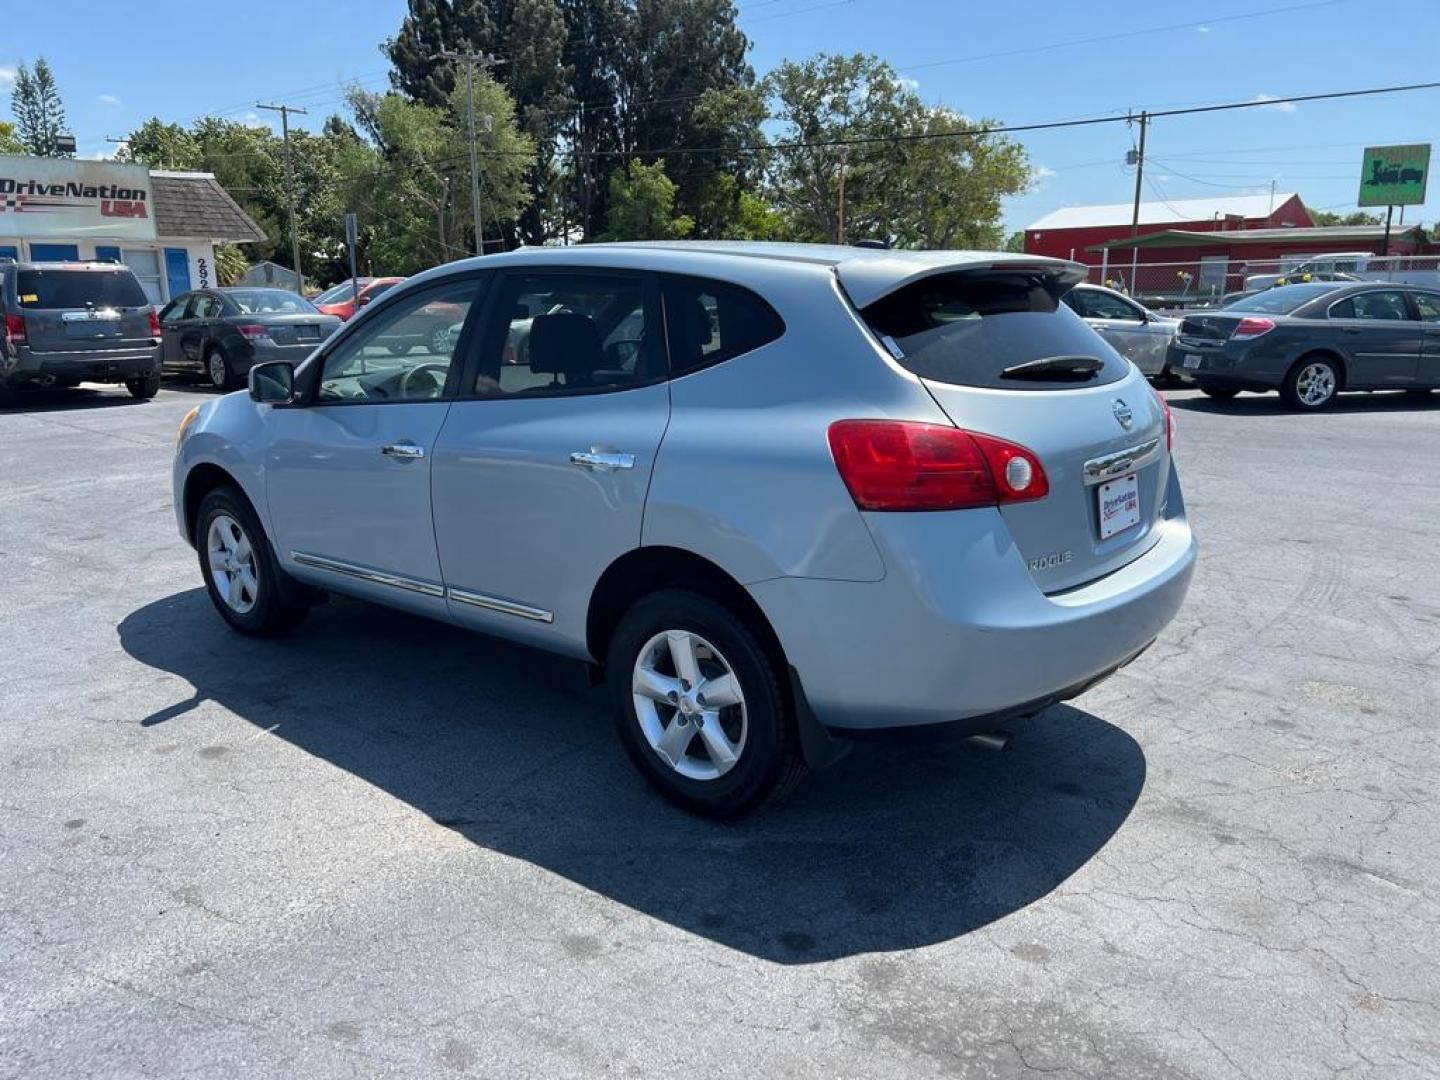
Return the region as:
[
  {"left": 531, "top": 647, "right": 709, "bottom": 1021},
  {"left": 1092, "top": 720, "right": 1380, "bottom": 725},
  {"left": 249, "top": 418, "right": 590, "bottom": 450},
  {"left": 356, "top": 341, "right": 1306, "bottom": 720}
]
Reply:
[
  {"left": 827, "top": 420, "right": 1048, "bottom": 511},
  {"left": 3, "top": 312, "right": 25, "bottom": 344},
  {"left": 1232, "top": 316, "right": 1275, "bottom": 340},
  {"left": 1153, "top": 386, "right": 1174, "bottom": 451},
  {"left": 147, "top": 309, "right": 161, "bottom": 336},
  {"left": 238, "top": 324, "right": 268, "bottom": 340}
]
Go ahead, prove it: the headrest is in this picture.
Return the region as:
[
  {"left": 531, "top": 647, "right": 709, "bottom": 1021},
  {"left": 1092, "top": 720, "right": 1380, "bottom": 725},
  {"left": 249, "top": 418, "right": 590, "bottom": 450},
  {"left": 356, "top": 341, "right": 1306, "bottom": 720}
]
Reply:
[{"left": 529, "top": 312, "right": 603, "bottom": 380}]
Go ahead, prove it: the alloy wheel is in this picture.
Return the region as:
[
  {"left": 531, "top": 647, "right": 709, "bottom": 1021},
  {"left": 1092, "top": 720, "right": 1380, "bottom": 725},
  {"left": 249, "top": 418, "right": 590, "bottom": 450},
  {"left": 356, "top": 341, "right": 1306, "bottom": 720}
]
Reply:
[
  {"left": 208, "top": 351, "right": 228, "bottom": 389},
  {"left": 430, "top": 325, "right": 450, "bottom": 356},
  {"left": 631, "top": 629, "right": 748, "bottom": 781},
  {"left": 207, "top": 514, "right": 259, "bottom": 614},
  {"left": 1296, "top": 362, "right": 1336, "bottom": 407}
]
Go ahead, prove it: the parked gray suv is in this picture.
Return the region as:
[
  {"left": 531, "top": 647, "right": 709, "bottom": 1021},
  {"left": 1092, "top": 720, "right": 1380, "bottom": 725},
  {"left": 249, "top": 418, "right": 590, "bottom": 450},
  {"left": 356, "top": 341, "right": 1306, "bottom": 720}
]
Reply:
[
  {"left": 173, "top": 243, "right": 1197, "bottom": 816},
  {"left": 1, "top": 261, "right": 161, "bottom": 401}
]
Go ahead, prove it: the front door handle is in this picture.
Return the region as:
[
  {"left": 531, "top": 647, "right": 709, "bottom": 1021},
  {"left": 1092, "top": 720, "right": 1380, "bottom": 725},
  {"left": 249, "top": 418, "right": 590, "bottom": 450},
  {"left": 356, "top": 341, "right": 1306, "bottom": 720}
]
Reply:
[
  {"left": 381, "top": 441, "right": 425, "bottom": 461},
  {"left": 569, "top": 450, "right": 635, "bottom": 471}
]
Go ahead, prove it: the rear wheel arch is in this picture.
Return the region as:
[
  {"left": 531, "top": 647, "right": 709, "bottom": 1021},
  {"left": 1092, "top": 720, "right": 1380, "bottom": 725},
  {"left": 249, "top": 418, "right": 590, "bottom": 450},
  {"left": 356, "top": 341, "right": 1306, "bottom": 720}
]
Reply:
[
  {"left": 587, "top": 546, "right": 788, "bottom": 676},
  {"left": 1290, "top": 348, "right": 1347, "bottom": 390}
]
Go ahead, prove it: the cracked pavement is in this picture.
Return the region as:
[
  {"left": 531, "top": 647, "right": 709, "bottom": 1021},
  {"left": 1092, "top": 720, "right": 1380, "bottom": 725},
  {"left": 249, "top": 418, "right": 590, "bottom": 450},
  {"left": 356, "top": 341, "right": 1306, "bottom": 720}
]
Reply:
[{"left": 2, "top": 385, "right": 1437, "bottom": 1078}]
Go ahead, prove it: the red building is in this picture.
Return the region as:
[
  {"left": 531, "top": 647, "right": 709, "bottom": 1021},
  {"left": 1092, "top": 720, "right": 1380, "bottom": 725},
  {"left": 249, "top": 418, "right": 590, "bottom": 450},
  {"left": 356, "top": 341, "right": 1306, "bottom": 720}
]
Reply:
[{"left": 1023, "top": 192, "right": 1313, "bottom": 263}]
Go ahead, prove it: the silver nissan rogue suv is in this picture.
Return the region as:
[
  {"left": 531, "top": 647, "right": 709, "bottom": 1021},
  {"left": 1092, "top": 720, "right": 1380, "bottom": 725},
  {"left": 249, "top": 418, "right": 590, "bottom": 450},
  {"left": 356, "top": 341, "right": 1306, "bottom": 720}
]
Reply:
[{"left": 173, "top": 242, "right": 1196, "bottom": 816}]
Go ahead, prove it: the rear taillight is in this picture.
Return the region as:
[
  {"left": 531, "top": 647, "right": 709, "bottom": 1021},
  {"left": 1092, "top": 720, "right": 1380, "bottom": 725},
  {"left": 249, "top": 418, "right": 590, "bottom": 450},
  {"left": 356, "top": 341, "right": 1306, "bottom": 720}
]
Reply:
[
  {"left": 827, "top": 420, "right": 1048, "bottom": 512},
  {"left": 1153, "top": 386, "right": 1174, "bottom": 451},
  {"left": 3, "top": 312, "right": 24, "bottom": 344},
  {"left": 1231, "top": 316, "right": 1275, "bottom": 340},
  {"left": 147, "top": 309, "right": 161, "bottom": 336},
  {"left": 238, "top": 324, "right": 268, "bottom": 340}
]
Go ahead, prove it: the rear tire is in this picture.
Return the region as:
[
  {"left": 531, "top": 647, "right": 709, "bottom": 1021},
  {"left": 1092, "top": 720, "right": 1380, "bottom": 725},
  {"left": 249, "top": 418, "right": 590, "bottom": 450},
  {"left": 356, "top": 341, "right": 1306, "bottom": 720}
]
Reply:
[
  {"left": 1281, "top": 355, "right": 1340, "bottom": 411},
  {"left": 205, "top": 346, "right": 237, "bottom": 391},
  {"left": 1200, "top": 385, "right": 1240, "bottom": 400},
  {"left": 195, "top": 484, "right": 310, "bottom": 638},
  {"left": 606, "top": 589, "right": 805, "bottom": 818},
  {"left": 126, "top": 372, "right": 160, "bottom": 399}
]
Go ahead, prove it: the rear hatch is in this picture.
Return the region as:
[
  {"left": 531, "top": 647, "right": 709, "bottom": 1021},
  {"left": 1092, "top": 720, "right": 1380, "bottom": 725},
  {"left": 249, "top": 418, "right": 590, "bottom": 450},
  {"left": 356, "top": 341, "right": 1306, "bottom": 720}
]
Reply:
[
  {"left": 15, "top": 266, "right": 154, "bottom": 353},
  {"left": 853, "top": 263, "right": 1170, "bottom": 592}
]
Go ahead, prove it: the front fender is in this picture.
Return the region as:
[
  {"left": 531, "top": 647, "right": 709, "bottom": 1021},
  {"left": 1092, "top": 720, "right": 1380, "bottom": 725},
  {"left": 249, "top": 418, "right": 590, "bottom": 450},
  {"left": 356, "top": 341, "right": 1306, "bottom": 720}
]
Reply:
[{"left": 173, "top": 394, "right": 275, "bottom": 544}]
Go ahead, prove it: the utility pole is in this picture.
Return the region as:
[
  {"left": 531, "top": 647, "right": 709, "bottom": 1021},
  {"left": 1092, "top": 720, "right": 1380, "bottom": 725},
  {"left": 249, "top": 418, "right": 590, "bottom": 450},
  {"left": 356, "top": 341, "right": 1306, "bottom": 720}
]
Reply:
[
  {"left": 432, "top": 50, "right": 505, "bottom": 256},
  {"left": 836, "top": 146, "right": 849, "bottom": 245},
  {"left": 1127, "top": 109, "right": 1148, "bottom": 295},
  {"left": 256, "top": 102, "right": 308, "bottom": 293}
]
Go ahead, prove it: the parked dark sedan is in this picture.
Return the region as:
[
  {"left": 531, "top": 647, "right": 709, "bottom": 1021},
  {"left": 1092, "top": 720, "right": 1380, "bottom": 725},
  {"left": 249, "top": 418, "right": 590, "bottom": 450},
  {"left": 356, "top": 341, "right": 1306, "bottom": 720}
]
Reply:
[
  {"left": 159, "top": 288, "right": 342, "bottom": 390},
  {"left": 1168, "top": 282, "right": 1440, "bottom": 410}
]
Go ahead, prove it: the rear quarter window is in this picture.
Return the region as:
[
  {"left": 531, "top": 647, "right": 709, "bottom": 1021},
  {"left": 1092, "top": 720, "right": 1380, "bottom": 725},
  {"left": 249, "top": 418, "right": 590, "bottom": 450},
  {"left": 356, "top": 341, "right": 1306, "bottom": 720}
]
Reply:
[
  {"left": 861, "top": 273, "right": 1128, "bottom": 390},
  {"left": 16, "top": 268, "right": 149, "bottom": 309},
  {"left": 662, "top": 275, "right": 785, "bottom": 376}
]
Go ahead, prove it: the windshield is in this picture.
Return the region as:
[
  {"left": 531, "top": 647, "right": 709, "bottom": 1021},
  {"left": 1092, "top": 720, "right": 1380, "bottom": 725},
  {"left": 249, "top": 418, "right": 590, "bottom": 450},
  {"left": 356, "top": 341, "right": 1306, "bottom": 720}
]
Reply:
[
  {"left": 15, "top": 268, "right": 148, "bottom": 309},
  {"left": 1225, "top": 284, "right": 1336, "bottom": 314},
  {"left": 226, "top": 289, "right": 318, "bottom": 315},
  {"left": 314, "top": 282, "right": 356, "bottom": 305}
]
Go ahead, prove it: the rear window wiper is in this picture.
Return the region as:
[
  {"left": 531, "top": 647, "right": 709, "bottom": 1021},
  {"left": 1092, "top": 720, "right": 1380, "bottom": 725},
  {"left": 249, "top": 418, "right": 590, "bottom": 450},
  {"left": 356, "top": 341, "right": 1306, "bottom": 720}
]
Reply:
[{"left": 1000, "top": 355, "right": 1103, "bottom": 381}]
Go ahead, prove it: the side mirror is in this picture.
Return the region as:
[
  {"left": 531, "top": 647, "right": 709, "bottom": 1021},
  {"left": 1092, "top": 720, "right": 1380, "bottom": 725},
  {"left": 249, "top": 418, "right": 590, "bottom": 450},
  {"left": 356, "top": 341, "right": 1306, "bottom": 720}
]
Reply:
[{"left": 248, "top": 360, "right": 295, "bottom": 404}]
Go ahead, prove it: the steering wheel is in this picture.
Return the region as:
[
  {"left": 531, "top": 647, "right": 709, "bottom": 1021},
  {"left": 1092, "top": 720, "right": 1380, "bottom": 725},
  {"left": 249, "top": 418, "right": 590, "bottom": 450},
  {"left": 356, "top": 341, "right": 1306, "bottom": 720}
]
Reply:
[{"left": 397, "top": 362, "right": 450, "bottom": 399}]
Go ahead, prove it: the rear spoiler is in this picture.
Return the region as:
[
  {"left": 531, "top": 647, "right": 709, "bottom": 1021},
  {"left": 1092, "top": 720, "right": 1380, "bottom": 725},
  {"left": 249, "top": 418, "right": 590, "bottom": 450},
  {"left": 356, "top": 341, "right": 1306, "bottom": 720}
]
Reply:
[{"left": 836, "top": 254, "right": 1088, "bottom": 309}]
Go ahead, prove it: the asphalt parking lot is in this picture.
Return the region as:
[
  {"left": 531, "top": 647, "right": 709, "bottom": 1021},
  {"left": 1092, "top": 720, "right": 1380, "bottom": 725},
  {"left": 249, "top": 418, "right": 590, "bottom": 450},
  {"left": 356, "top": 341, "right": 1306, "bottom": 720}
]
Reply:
[{"left": 2, "top": 383, "right": 1438, "bottom": 1079}]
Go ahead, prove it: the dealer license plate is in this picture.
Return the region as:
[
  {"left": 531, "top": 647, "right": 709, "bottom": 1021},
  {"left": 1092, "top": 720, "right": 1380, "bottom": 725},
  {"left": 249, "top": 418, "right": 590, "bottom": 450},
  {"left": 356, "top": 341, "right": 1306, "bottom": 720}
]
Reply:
[
  {"left": 1098, "top": 473, "right": 1141, "bottom": 540},
  {"left": 1183, "top": 354, "right": 1202, "bottom": 370}
]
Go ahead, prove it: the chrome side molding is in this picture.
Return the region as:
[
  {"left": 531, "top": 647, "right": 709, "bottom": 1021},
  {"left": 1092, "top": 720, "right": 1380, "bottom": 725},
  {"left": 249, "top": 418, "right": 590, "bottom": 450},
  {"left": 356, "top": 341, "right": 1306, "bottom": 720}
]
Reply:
[
  {"left": 290, "top": 551, "right": 446, "bottom": 598},
  {"left": 291, "top": 552, "right": 555, "bottom": 623},
  {"left": 447, "top": 587, "right": 554, "bottom": 623},
  {"left": 1082, "top": 438, "right": 1162, "bottom": 486}
]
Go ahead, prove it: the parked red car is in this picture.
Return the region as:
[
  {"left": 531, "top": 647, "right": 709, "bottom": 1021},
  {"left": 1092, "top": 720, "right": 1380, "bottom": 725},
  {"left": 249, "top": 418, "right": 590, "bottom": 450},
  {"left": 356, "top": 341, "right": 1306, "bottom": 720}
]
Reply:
[{"left": 312, "top": 276, "right": 406, "bottom": 321}]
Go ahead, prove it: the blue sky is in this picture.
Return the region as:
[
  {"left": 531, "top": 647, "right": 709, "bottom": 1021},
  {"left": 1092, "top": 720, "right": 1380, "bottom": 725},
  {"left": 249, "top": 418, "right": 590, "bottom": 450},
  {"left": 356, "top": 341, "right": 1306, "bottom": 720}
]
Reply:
[{"left": 4, "top": 0, "right": 1438, "bottom": 233}]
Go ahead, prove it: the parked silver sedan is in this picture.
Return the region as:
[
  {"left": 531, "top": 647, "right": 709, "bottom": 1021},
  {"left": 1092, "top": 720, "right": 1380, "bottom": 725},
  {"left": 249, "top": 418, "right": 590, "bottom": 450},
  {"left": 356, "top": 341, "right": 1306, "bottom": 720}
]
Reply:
[
  {"left": 173, "top": 243, "right": 1196, "bottom": 816},
  {"left": 1063, "top": 283, "right": 1179, "bottom": 380}
]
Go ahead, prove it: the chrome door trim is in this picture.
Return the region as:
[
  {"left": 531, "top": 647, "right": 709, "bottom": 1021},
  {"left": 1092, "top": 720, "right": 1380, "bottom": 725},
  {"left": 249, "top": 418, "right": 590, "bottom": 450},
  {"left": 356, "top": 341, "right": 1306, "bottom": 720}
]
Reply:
[
  {"left": 447, "top": 586, "right": 554, "bottom": 623},
  {"left": 1082, "top": 437, "right": 1162, "bottom": 486},
  {"left": 290, "top": 551, "right": 446, "bottom": 597}
]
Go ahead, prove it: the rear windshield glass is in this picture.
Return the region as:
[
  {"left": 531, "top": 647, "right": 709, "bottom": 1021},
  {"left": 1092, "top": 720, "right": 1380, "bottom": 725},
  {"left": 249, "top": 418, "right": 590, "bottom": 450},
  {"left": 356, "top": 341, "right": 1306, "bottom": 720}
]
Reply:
[
  {"left": 15, "top": 268, "right": 148, "bottom": 309},
  {"left": 860, "top": 273, "right": 1127, "bottom": 390},
  {"left": 1225, "top": 283, "right": 1335, "bottom": 314},
  {"left": 314, "top": 282, "right": 356, "bottom": 304},
  {"left": 226, "top": 289, "right": 318, "bottom": 314}
]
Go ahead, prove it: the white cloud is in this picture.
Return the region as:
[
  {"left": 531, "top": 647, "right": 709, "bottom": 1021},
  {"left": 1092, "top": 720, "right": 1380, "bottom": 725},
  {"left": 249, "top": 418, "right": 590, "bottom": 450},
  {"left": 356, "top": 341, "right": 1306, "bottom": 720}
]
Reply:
[
  {"left": 1252, "top": 92, "right": 1298, "bottom": 113},
  {"left": 1032, "top": 165, "right": 1056, "bottom": 180},
  {"left": 98, "top": 93, "right": 121, "bottom": 106},
  {"left": 1196, "top": 25, "right": 1210, "bottom": 33},
  {"left": 242, "top": 111, "right": 269, "bottom": 129},
  {"left": 0, "top": 66, "right": 16, "bottom": 86},
  {"left": 898, "top": 76, "right": 920, "bottom": 92}
]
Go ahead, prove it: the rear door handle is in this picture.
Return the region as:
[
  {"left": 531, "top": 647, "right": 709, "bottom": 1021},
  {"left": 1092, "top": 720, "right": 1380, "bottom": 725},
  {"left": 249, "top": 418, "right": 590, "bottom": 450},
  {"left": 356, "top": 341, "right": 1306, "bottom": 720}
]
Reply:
[
  {"left": 381, "top": 441, "right": 425, "bottom": 461},
  {"left": 569, "top": 450, "right": 635, "bottom": 471},
  {"left": 1341, "top": 327, "right": 1363, "bottom": 334}
]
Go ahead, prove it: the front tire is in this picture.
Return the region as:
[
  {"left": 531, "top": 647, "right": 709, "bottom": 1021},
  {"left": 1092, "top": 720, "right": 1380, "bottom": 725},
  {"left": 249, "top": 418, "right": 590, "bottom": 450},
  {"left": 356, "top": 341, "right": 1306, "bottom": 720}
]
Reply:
[
  {"left": 195, "top": 485, "right": 310, "bottom": 637},
  {"left": 606, "top": 590, "right": 805, "bottom": 818},
  {"left": 1281, "top": 355, "right": 1340, "bottom": 411},
  {"left": 126, "top": 372, "right": 160, "bottom": 399},
  {"left": 205, "top": 347, "right": 237, "bottom": 391}
]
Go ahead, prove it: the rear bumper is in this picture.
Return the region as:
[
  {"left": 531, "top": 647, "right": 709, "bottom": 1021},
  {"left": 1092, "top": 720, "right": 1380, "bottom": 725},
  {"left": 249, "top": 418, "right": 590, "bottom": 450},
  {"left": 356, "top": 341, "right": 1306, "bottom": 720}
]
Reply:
[
  {"left": 1165, "top": 341, "right": 1280, "bottom": 392},
  {"left": 750, "top": 462, "right": 1196, "bottom": 731},
  {"left": 2, "top": 342, "right": 160, "bottom": 386}
]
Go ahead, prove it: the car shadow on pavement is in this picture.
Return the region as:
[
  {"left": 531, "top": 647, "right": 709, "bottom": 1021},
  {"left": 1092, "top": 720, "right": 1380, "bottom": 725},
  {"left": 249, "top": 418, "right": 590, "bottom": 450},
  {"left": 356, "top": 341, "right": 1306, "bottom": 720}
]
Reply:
[
  {"left": 118, "top": 588, "right": 1146, "bottom": 965},
  {"left": 1167, "top": 389, "right": 1436, "bottom": 416},
  {"left": 0, "top": 387, "right": 150, "bottom": 412}
]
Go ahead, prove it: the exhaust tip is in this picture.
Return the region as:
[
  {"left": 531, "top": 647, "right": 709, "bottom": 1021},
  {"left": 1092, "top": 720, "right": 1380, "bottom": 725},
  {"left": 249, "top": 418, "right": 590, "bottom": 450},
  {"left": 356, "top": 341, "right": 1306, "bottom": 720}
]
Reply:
[{"left": 965, "top": 731, "right": 1010, "bottom": 753}]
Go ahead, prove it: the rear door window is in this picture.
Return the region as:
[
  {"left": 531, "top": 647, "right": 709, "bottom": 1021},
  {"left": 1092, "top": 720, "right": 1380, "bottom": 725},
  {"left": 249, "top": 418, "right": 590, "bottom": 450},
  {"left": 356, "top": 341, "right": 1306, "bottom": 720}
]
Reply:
[
  {"left": 1328, "top": 291, "right": 1410, "bottom": 321},
  {"left": 15, "top": 268, "right": 149, "bottom": 309},
  {"left": 861, "top": 272, "right": 1128, "bottom": 390},
  {"left": 661, "top": 275, "right": 785, "bottom": 375}
]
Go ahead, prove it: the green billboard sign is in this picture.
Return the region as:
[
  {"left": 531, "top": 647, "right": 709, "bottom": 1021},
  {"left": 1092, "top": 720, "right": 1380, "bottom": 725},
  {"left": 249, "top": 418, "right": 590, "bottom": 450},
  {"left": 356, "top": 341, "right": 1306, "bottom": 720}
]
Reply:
[{"left": 1357, "top": 144, "right": 1431, "bottom": 207}]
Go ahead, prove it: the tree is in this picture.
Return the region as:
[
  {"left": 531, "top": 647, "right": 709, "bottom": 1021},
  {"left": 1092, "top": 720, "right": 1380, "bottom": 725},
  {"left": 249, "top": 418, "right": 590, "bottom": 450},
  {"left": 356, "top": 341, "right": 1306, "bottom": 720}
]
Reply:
[
  {"left": 600, "top": 158, "right": 693, "bottom": 240},
  {"left": 1003, "top": 230, "right": 1026, "bottom": 253},
  {"left": 122, "top": 119, "right": 202, "bottom": 169},
  {"left": 761, "top": 54, "right": 1029, "bottom": 248},
  {"left": 1309, "top": 209, "right": 1383, "bottom": 226},
  {"left": 10, "top": 58, "right": 70, "bottom": 157},
  {"left": 0, "top": 121, "right": 25, "bottom": 155}
]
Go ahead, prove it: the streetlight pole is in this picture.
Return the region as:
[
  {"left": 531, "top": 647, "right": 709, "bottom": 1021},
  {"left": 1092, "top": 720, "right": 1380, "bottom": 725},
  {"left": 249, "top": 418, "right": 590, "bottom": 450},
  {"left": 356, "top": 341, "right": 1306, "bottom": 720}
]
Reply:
[
  {"left": 432, "top": 50, "right": 505, "bottom": 256},
  {"left": 257, "top": 102, "right": 309, "bottom": 293}
]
